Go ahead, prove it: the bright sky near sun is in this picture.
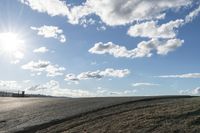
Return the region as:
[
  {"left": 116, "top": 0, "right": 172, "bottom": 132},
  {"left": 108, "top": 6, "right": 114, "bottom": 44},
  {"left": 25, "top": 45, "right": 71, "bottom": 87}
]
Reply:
[{"left": 0, "top": 0, "right": 200, "bottom": 97}]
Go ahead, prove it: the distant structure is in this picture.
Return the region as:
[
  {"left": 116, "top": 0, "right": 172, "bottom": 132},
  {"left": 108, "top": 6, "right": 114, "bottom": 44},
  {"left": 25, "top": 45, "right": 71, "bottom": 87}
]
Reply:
[
  {"left": 0, "top": 90, "right": 25, "bottom": 97},
  {"left": 22, "top": 91, "right": 25, "bottom": 97},
  {"left": 0, "top": 90, "right": 52, "bottom": 97}
]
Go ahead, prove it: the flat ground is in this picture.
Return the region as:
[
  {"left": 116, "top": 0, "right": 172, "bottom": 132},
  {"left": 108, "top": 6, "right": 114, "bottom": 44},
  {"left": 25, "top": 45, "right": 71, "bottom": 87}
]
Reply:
[{"left": 1, "top": 96, "right": 200, "bottom": 133}]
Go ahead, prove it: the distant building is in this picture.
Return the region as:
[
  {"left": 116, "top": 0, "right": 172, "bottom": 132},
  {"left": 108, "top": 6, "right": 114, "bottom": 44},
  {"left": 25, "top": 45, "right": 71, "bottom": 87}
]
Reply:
[{"left": 0, "top": 91, "right": 25, "bottom": 97}]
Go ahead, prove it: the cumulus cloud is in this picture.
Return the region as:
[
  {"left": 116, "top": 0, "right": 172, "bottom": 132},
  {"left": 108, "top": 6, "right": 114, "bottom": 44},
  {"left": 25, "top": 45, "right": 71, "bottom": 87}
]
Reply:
[
  {"left": 20, "top": 0, "right": 193, "bottom": 26},
  {"left": 27, "top": 80, "right": 94, "bottom": 97},
  {"left": 179, "top": 87, "right": 200, "bottom": 95},
  {"left": 192, "top": 87, "right": 200, "bottom": 95},
  {"left": 31, "top": 25, "right": 66, "bottom": 43},
  {"left": 127, "top": 4, "right": 200, "bottom": 39},
  {"left": 27, "top": 81, "right": 137, "bottom": 97},
  {"left": 127, "top": 19, "right": 184, "bottom": 39},
  {"left": 159, "top": 73, "right": 200, "bottom": 78},
  {"left": 89, "top": 39, "right": 183, "bottom": 59},
  {"left": 132, "top": 82, "right": 159, "bottom": 87},
  {"left": 124, "top": 5, "right": 200, "bottom": 59},
  {"left": 22, "top": 60, "right": 65, "bottom": 77},
  {"left": 19, "top": 0, "right": 92, "bottom": 26},
  {"left": 20, "top": 0, "right": 69, "bottom": 16},
  {"left": 14, "top": 80, "right": 136, "bottom": 97},
  {"left": 95, "top": 87, "right": 137, "bottom": 96},
  {"left": 79, "top": 18, "right": 96, "bottom": 28},
  {"left": 97, "top": 25, "right": 106, "bottom": 31},
  {"left": 33, "top": 47, "right": 49, "bottom": 53},
  {"left": 87, "top": 4, "right": 199, "bottom": 59},
  {"left": 0, "top": 80, "right": 93, "bottom": 97},
  {"left": 69, "top": 0, "right": 192, "bottom": 26},
  {"left": 100, "top": 68, "right": 130, "bottom": 78},
  {"left": 156, "top": 39, "right": 183, "bottom": 55},
  {"left": 0, "top": 80, "right": 137, "bottom": 97},
  {"left": 0, "top": 80, "right": 21, "bottom": 91},
  {"left": 89, "top": 41, "right": 152, "bottom": 58},
  {"left": 65, "top": 68, "right": 130, "bottom": 83},
  {"left": 185, "top": 5, "right": 200, "bottom": 23}
]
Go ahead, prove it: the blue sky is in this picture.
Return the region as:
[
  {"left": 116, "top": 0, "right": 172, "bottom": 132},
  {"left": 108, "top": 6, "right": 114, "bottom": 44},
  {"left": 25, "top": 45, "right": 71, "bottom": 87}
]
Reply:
[{"left": 0, "top": 0, "right": 200, "bottom": 97}]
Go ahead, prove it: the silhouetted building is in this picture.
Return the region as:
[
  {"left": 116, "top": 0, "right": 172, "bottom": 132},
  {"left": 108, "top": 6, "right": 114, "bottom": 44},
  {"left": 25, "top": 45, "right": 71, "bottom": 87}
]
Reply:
[{"left": 0, "top": 91, "right": 25, "bottom": 97}]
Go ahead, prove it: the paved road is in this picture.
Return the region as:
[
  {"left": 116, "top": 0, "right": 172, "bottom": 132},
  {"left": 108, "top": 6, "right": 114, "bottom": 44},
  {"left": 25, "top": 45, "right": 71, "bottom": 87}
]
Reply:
[{"left": 0, "top": 97, "right": 147, "bottom": 133}]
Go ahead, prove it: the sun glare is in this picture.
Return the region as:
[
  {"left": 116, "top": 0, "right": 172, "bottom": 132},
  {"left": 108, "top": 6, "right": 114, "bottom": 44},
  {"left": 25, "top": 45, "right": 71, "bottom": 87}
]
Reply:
[
  {"left": 0, "top": 32, "right": 24, "bottom": 53},
  {"left": 0, "top": 32, "right": 25, "bottom": 63}
]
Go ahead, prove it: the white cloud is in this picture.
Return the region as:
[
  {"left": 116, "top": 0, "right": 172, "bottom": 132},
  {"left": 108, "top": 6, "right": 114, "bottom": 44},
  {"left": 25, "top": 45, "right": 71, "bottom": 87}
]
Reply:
[
  {"left": 22, "top": 60, "right": 50, "bottom": 71},
  {"left": 0, "top": 80, "right": 93, "bottom": 97},
  {"left": 192, "top": 87, "right": 200, "bottom": 95},
  {"left": 97, "top": 25, "right": 106, "bottom": 31},
  {"left": 0, "top": 80, "right": 137, "bottom": 97},
  {"left": 156, "top": 39, "right": 183, "bottom": 55},
  {"left": 185, "top": 5, "right": 200, "bottom": 23},
  {"left": 159, "top": 73, "right": 200, "bottom": 78},
  {"left": 0, "top": 79, "right": 137, "bottom": 97},
  {"left": 64, "top": 2, "right": 93, "bottom": 25},
  {"left": 27, "top": 81, "right": 137, "bottom": 97},
  {"left": 127, "top": 4, "right": 200, "bottom": 39},
  {"left": 99, "top": 68, "right": 130, "bottom": 78},
  {"left": 132, "top": 82, "right": 159, "bottom": 87},
  {"left": 19, "top": 0, "right": 93, "bottom": 27},
  {"left": 0, "top": 80, "right": 21, "bottom": 91},
  {"left": 20, "top": 0, "right": 193, "bottom": 26},
  {"left": 10, "top": 51, "right": 25, "bottom": 64},
  {"left": 68, "top": 0, "right": 192, "bottom": 26},
  {"left": 46, "top": 64, "right": 66, "bottom": 77},
  {"left": 89, "top": 41, "right": 152, "bottom": 58},
  {"left": 65, "top": 73, "right": 80, "bottom": 84},
  {"left": 22, "top": 60, "right": 65, "bottom": 77},
  {"left": 27, "top": 80, "right": 94, "bottom": 97},
  {"left": 179, "top": 87, "right": 200, "bottom": 95},
  {"left": 89, "top": 39, "right": 183, "bottom": 58},
  {"left": 65, "top": 68, "right": 130, "bottom": 83},
  {"left": 33, "top": 47, "right": 49, "bottom": 53},
  {"left": 79, "top": 18, "right": 96, "bottom": 28},
  {"left": 20, "top": 0, "right": 69, "bottom": 16},
  {"left": 95, "top": 87, "right": 137, "bottom": 96},
  {"left": 31, "top": 25, "right": 66, "bottom": 43},
  {"left": 87, "top": 4, "right": 199, "bottom": 59},
  {"left": 127, "top": 19, "right": 184, "bottom": 39},
  {"left": 0, "top": 79, "right": 94, "bottom": 97},
  {"left": 124, "top": 5, "right": 200, "bottom": 58},
  {"left": 123, "top": 90, "right": 137, "bottom": 95}
]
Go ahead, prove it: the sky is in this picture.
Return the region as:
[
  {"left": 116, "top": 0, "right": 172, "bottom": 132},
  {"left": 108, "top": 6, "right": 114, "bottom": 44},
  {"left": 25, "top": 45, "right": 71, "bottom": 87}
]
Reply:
[{"left": 0, "top": 0, "right": 200, "bottom": 97}]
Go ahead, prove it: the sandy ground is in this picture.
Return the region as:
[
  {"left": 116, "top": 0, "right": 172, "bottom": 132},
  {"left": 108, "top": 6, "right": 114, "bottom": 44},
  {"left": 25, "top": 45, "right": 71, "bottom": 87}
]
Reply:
[{"left": 1, "top": 96, "right": 199, "bottom": 133}]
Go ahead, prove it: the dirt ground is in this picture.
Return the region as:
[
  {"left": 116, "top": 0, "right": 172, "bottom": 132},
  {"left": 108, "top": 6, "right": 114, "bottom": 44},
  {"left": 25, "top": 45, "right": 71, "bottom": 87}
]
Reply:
[
  {"left": 8, "top": 96, "right": 200, "bottom": 133},
  {"left": 1, "top": 96, "right": 200, "bottom": 133},
  {"left": 0, "top": 97, "right": 147, "bottom": 133}
]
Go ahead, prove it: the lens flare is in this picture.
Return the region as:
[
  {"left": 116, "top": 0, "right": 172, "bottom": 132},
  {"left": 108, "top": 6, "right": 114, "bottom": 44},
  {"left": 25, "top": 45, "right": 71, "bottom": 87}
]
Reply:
[{"left": 0, "top": 32, "right": 25, "bottom": 63}]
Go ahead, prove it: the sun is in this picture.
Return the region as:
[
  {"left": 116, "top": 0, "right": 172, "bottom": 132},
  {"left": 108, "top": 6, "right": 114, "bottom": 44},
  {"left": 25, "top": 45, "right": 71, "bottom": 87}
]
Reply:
[
  {"left": 0, "top": 32, "right": 25, "bottom": 63},
  {"left": 0, "top": 32, "right": 24, "bottom": 53}
]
